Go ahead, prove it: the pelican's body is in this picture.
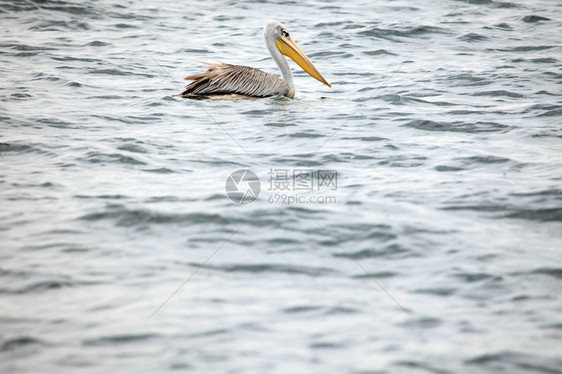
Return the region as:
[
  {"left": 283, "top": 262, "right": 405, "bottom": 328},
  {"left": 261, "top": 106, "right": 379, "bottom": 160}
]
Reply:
[{"left": 179, "top": 20, "right": 330, "bottom": 99}]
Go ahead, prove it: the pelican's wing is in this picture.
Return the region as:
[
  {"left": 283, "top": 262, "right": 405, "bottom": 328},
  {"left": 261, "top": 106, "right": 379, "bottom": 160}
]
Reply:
[{"left": 180, "top": 62, "right": 289, "bottom": 97}]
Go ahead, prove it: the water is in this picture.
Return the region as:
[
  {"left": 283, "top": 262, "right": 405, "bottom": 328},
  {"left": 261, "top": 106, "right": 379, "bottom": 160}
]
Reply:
[{"left": 1, "top": 0, "right": 561, "bottom": 372}]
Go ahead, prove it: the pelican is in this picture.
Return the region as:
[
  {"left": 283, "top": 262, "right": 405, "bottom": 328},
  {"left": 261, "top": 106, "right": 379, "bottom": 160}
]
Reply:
[{"left": 179, "top": 20, "right": 331, "bottom": 99}]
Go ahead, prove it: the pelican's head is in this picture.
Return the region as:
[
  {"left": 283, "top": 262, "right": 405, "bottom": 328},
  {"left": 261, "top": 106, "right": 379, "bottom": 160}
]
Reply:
[{"left": 264, "top": 20, "right": 331, "bottom": 87}]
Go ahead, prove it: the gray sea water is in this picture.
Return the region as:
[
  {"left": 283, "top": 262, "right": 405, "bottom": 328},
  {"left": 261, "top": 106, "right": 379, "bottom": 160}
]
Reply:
[{"left": 1, "top": 0, "right": 562, "bottom": 373}]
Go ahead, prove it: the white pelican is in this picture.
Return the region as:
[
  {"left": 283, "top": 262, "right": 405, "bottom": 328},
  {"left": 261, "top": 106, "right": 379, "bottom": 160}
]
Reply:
[{"left": 179, "top": 20, "right": 331, "bottom": 99}]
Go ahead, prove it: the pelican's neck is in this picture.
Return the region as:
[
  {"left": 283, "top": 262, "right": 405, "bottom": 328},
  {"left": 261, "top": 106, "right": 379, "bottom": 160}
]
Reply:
[{"left": 265, "top": 37, "right": 295, "bottom": 97}]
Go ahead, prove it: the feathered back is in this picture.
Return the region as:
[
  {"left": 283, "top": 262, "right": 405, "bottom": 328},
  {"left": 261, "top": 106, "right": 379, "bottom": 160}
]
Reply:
[{"left": 180, "top": 62, "right": 290, "bottom": 98}]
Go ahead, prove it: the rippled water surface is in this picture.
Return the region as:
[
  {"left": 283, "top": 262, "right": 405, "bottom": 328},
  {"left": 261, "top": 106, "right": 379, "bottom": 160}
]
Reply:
[{"left": 1, "top": 0, "right": 562, "bottom": 373}]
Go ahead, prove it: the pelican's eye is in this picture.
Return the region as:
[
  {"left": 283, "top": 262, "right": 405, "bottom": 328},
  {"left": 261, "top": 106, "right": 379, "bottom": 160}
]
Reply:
[{"left": 282, "top": 30, "right": 289, "bottom": 37}]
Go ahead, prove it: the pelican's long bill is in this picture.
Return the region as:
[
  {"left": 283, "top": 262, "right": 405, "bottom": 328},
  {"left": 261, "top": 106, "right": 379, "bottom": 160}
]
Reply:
[{"left": 275, "top": 35, "right": 331, "bottom": 87}]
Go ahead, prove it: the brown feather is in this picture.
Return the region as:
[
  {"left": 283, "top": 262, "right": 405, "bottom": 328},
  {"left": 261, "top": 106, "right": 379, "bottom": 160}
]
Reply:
[{"left": 179, "top": 62, "right": 290, "bottom": 98}]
